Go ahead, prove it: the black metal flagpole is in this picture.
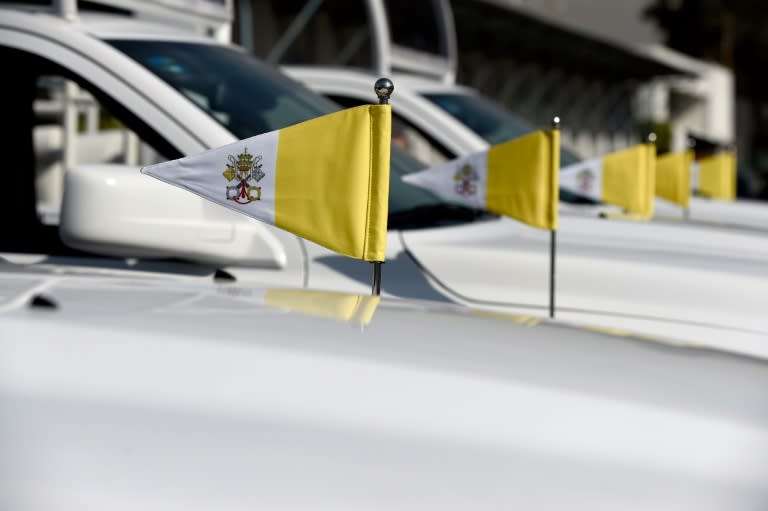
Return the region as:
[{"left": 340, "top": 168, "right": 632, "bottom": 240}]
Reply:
[
  {"left": 370, "top": 77, "right": 394, "bottom": 296},
  {"left": 549, "top": 229, "right": 556, "bottom": 319},
  {"left": 684, "top": 136, "right": 695, "bottom": 220},
  {"left": 549, "top": 116, "right": 560, "bottom": 319}
]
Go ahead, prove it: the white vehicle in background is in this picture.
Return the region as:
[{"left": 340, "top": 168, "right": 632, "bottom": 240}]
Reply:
[
  {"left": 285, "top": 65, "right": 768, "bottom": 232},
  {"left": 1, "top": 3, "right": 767, "bottom": 359},
  {"left": 282, "top": 65, "right": 768, "bottom": 351},
  {"left": 2, "top": 5, "right": 768, "bottom": 508},
  {"left": 654, "top": 194, "right": 768, "bottom": 233}
]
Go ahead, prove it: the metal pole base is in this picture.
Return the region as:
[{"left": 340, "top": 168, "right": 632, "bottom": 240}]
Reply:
[
  {"left": 371, "top": 261, "right": 383, "bottom": 296},
  {"left": 549, "top": 230, "right": 556, "bottom": 318}
]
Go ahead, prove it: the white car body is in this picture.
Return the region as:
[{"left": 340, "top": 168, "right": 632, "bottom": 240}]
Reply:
[
  {"left": 281, "top": 66, "right": 768, "bottom": 352},
  {"left": 2, "top": 267, "right": 768, "bottom": 510},
  {"left": 3, "top": 8, "right": 768, "bottom": 508},
  {"left": 655, "top": 196, "right": 768, "bottom": 233},
  {"left": 1, "top": 7, "right": 767, "bottom": 359},
  {"left": 285, "top": 65, "right": 768, "bottom": 233}
]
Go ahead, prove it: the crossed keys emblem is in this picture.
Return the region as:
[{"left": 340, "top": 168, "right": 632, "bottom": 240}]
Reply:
[{"left": 223, "top": 148, "right": 265, "bottom": 204}]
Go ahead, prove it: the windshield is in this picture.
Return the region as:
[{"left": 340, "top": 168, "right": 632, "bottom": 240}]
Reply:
[
  {"left": 107, "top": 40, "right": 479, "bottom": 225},
  {"left": 108, "top": 40, "right": 342, "bottom": 138}
]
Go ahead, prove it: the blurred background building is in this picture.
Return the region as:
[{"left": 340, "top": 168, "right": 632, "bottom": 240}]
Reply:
[{"left": 232, "top": 0, "right": 757, "bottom": 195}]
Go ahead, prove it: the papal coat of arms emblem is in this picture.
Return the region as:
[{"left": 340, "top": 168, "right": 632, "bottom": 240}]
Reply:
[
  {"left": 453, "top": 164, "right": 479, "bottom": 197},
  {"left": 223, "top": 148, "right": 265, "bottom": 204},
  {"left": 576, "top": 168, "right": 595, "bottom": 193}
]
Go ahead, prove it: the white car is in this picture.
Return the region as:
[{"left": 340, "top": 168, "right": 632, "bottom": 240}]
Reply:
[
  {"left": 3, "top": 266, "right": 768, "bottom": 510},
  {"left": 1, "top": 5, "right": 767, "bottom": 360},
  {"left": 654, "top": 194, "right": 768, "bottom": 233},
  {"left": 285, "top": 65, "right": 768, "bottom": 232},
  {"left": 280, "top": 66, "right": 768, "bottom": 351},
  {"left": 2, "top": 8, "right": 768, "bottom": 508},
  {"left": 0, "top": 5, "right": 768, "bottom": 356}
]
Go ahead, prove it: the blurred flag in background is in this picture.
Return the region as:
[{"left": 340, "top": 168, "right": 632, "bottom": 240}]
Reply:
[
  {"left": 402, "top": 129, "right": 559, "bottom": 230},
  {"left": 656, "top": 149, "right": 695, "bottom": 208},
  {"left": 560, "top": 143, "right": 656, "bottom": 218},
  {"left": 693, "top": 151, "right": 737, "bottom": 200}
]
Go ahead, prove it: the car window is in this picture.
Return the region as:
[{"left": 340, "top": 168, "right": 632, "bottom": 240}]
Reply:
[
  {"left": 34, "top": 75, "right": 169, "bottom": 222},
  {"left": 328, "top": 93, "right": 452, "bottom": 166},
  {"left": 0, "top": 45, "right": 179, "bottom": 255},
  {"left": 108, "top": 40, "right": 342, "bottom": 139}
]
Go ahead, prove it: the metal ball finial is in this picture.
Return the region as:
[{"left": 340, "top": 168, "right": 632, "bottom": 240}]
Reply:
[
  {"left": 374, "top": 77, "right": 394, "bottom": 104},
  {"left": 551, "top": 116, "right": 561, "bottom": 129},
  {"left": 647, "top": 132, "right": 657, "bottom": 143}
]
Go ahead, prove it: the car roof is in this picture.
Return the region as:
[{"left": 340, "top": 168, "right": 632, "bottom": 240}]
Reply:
[
  {"left": 283, "top": 65, "right": 479, "bottom": 97},
  {"left": 0, "top": 5, "right": 220, "bottom": 44}
]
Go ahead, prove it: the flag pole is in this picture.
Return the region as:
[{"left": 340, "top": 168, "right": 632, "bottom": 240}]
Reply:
[
  {"left": 685, "top": 135, "right": 695, "bottom": 220},
  {"left": 549, "top": 116, "right": 560, "bottom": 319},
  {"left": 370, "top": 77, "right": 394, "bottom": 297}
]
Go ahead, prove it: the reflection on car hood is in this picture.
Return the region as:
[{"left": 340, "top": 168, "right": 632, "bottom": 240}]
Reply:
[
  {"left": 401, "top": 215, "right": 768, "bottom": 359},
  {"left": 654, "top": 196, "right": 768, "bottom": 233},
  {"left": 2, "top": 264, "right": 768, "bottom": 509}
]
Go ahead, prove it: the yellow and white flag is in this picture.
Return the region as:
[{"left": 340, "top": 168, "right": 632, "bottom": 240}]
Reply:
[
  {"left": 141, "top": 105, "right": 391, "bottom": 261},
  {"left": 559, "top": 143, "right": 656, "bottom": 218},
  {"left": 401, "top": 129, "right": 559, "bottom": 230},
  {"left": 692, "top": 151, "right": 737, "bottom": 200},
  {"left": 656, "top": 149, "right": 694, "bottom": 208}
]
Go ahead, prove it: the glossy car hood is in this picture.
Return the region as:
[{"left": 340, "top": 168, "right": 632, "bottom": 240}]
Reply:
[
  {"left": 401, "top": 215, "right": 768, "bottom": 358},
  {"left": 654, "top": 197, "right": 768, "bottom": 233},
  {"left": 2, "top": 265, "right": 768, "bottom": 510}
]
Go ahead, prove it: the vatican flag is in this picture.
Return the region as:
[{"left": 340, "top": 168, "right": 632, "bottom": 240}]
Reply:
[
  {"left": 692, "top": 151, "right": 737, "bottom": 200},
  {"left": 141, "top": 105, "right": 391, "bottom": 261},
  {"left": 656, "top": 149, "right": 694, "bottom": 208},
  {"left": 559, "top": 143, "right": 656, "bottom": 218},
  {"left": 401, "top": 129, "right": 559, "bottom": 230}
]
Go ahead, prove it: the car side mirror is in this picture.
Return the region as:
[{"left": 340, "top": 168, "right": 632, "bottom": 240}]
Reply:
[{"left": 59, "top": 164, "right": 286, "bottom": 268}]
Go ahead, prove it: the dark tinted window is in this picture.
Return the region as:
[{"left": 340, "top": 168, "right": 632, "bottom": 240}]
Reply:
[
  {"left": 109, "top": 40, "right": 341, "bottom": 139},
  {"left": 383, "top": 0, "right": 445, "bottom": 55}
]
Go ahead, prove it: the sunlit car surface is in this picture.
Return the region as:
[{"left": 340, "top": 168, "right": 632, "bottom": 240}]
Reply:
[
  {"left": 281, "top": 66, "right": 768, "bottom": 353},
  {"left": 2, "top": 6, "right": 768, "bottom": 509},
  {"left": 2, "top": 6, "right": 768, "bottom": 358},
  {"left": 3, "top": 267, "right": 768, "bottom": 510}
]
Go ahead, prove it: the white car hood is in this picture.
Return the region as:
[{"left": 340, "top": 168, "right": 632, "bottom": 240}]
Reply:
[
  {"left": 2, "top": 266, "right": 768, "bottom": 510},
  {"left": 401, "top": 215, "right": 768, "bottom": 357},
  {"left": 655, "top": 197, "right": 768, "bottom": 233}
]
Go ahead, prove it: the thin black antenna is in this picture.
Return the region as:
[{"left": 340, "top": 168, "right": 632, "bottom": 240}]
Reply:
[
  {"left": 370, "top": 77, "right": 394, "bottom": 296},
  {"left": 549, "top": 115, "right": 560, "bottom": 319}
]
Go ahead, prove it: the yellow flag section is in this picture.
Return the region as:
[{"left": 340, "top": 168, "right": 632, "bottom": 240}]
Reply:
[
  {"left": 401, "top": 129, "right": 559, "bottom": 230},
  {"left": 696, "top": 151, "right": 737, "bottom": 200},
  {"left": 655, "top": 150, "right": 694, "bottom": 208},
  {"left": 601, "top": 143, "right": 655, "bottom": 218},
  {"left": 559, "top": 143, "right": 655, "bottom": 218},
  {"left": 141, "top": 105, "right": 391, "bottom": 261},
  {"left": 487, "top": 130, "right": 559, "bottom": 230}
]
